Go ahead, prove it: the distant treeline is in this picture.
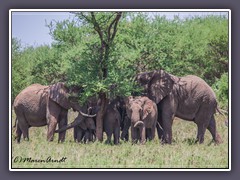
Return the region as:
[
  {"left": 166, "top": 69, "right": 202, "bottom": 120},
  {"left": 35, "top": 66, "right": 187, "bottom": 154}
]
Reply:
[{"left": 12, "top": 13, "right": 228, "bottom": 109}]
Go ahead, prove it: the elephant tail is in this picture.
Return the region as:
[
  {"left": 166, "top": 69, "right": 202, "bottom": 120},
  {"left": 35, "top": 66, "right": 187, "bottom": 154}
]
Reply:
[
  {"left": 216, "top": 107, "right": 228, "bottom": 127},
  {"left": 13, "top": 117, "right": 17, "bottom": 128},
  {"left": 134, "top": 121, "right": 144, "bottom": 128},
  {"left": 216, "top": 107, "right": 228, "bottom": 115}
]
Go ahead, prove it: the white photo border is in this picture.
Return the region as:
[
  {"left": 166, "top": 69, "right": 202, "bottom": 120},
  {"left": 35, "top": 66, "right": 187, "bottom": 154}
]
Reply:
[{"left": 9, "top": 9, "right": 231, "bottom": 171}]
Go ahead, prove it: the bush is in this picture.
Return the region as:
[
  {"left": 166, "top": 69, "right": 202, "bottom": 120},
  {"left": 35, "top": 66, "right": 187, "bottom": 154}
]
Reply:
[{"left": 212, "top": 73, "right": 228, "bottom": 110}]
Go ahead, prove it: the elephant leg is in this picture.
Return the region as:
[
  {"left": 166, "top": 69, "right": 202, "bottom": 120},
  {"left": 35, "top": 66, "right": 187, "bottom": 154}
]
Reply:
[
  {"left": 157, "top": 104, "right": 164, "bottom": 141},
  {"left": 195, "top": 106, "right": 213, "bottom": 144},
  {"left": 125, "top": 131, "right": 129, "bottom": 141},
  {"left": 196, "top": 123, "right": 207, "bottom": 144},
  {"left": 120, "top": 116, "right": 130, "bottom": 141},
  {"left": 88, "top": 130, "right": 93, "bottom": 142},
  {"left": 73, "top": 126, "right": 77, "bottom": 142},
  {"left": 18, "top": 121, "right": 29, "bottom": 141},
  {"left": 92, "top": 130, "right": 96, "bottom": 142},
  {"left": 151, "top": 123, "right": 156, "bottom": 140},
  {"left": 77, "top": 129, "right": 84, "bottom": 143},
  {"left": 106, "top": 134, "right": 111, "bottom": 144},
  {"left": 162, "top": 117, "right": 174, "bottom": 144},
  {"left": 156, "top": 122, "right": 164, "bottom": 141},
  {"left": 47, "top": 119, "right": 58, "bottom": 142},
  {"left": 46, "top": 100, "right": 61, "bottom": 141},
  {"left": 113, "top": 127, "right": 120, "bottom": 145},
  {"left": 15, "top": 111, "right": 29, "bottom": 141},
  {"left": 15, "top": 123, "right": 22, "bottom": 143},
  {"left": 58, "top": 109, "right": 68, "bottom": 143},
  {"left": 145, "top": 128, "right": 151, "bottom": 141},
  {"left": 140, "top": 126, "right": 146, "bottom": 145},
  {"left": 131, "top": 125, "right": 137, "bottom": 144},
  {"left": 207, "top": 116, "right": 222, "bottom": 144},
  {"left": 160, "top": 97, "right": 176, "bottom": 144},
  {"left": 84, "top": 130, "right": 90, "bottom": 143}
]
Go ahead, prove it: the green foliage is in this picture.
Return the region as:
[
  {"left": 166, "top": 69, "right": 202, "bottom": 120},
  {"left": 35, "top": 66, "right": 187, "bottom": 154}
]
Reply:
[
  {"left": 12, "top": 39, "right": 34, "bottom": 103},
  {"left": 31, "top": 46, "right": 66, "bottom": 85},
  {"left": 213, "top": 73, "right": 228, "bottom": 109},
  {"left": 12, "top": 13, "right": 229, "bottom": 109}
]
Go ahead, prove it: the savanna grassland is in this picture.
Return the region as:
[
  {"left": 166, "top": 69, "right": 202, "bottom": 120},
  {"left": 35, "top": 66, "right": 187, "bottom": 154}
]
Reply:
[
  {"left": 11, "top": 12, "right": 229, "bottom": 170},
  {"left": 11, "top": 111, "right": 229, "bottom": 169}
]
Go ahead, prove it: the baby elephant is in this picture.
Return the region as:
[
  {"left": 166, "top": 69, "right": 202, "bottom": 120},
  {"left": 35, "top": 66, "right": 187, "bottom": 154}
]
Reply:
[
  {"left": 103, "top": 100, "right": 122, "bottom": 145},
  {"left": 125, "top": 96, "right": 158, "bottom": 144},
  {"left": 73, "top": 113, "right": 96, "bottom": 143}
]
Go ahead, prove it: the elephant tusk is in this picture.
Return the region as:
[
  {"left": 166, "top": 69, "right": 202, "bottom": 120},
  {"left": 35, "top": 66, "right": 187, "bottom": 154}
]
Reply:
[
  {"left": 79, "top": 111, "right": 96, "bottom": 118},
  {"left": 134, "top": 121, "right": 144, "bottom": 128}
]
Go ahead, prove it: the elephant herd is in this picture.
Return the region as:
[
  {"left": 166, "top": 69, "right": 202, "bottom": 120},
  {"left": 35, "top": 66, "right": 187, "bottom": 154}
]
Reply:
[{"left": 13, "top": 69, "right": 223, "bottom": 145}]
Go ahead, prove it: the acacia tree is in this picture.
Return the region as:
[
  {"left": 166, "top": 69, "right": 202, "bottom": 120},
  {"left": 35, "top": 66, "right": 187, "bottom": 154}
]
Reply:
[
  {"left": 43, "top": 13, "right": 228, "bottom": 141},
  {"left": 73, "top": 12, "right": 122, "bottom": 141}
]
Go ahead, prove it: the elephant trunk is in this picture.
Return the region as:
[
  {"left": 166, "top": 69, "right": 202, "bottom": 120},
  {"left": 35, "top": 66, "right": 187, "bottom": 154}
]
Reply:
[
  {"left": 134, "top": 121, "right": 144, "bottom": 128},
  {"left": 55, "top": 118, "right": 86, "bottom": 133}
]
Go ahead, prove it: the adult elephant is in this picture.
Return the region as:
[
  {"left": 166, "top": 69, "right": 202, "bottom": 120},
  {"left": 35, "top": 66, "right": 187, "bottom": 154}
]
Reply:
[
  {"left": 13, "top": 83, "right": 95, "bottom": 143},
  {"left": 136, "top": 70, "right": 222, "bottom": 144}
]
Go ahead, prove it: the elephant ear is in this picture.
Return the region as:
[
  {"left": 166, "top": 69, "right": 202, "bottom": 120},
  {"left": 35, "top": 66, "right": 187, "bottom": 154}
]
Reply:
[
  {"left": 124, "top": 96, "right": 132, "bottom": 107},
  {"left": 49, "top": 82, "right": 71, "bottom": 110},
  {"left": 124, "top": 96, "right": 133, "bottom": 117},
  {"left": 142, "top": 97, "right": 153, "bottom": 120},
  {"left": 148, "top": 70, "right": 174, "bottom": 104}
]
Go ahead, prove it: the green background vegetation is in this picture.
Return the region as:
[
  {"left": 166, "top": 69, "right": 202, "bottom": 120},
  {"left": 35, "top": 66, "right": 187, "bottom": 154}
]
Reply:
[
  {"left": 12, "top": 12, "right": 229, "bottom": 109},
  {"left": 11, "top": 12, "right": 229, "bottom": 169}
]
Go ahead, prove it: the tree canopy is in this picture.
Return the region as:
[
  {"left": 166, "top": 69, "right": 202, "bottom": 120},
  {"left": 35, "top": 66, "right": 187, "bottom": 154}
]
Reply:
[{"left": 12, "top": 12, "right": 229, "bottom": 109}]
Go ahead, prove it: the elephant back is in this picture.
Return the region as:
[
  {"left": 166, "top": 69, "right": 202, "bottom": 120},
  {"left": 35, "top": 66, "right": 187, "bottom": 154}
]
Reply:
[
  {"left": 181, "top": 75, "right": 217, "bottom": 104},
  {"left": 14, "top": 84, "right": 48, "bottom": 108}
]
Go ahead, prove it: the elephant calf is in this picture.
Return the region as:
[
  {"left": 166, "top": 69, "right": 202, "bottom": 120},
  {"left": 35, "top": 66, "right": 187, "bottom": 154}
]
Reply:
[
  {"left": 103, "top": 101, "right": 121, "bottom": 145},
  {"left": 125, "top": 96, "right": 158, "bottom": 144},
  {"left": 73, "top": 113, "right": 96, "bottom": 143}
]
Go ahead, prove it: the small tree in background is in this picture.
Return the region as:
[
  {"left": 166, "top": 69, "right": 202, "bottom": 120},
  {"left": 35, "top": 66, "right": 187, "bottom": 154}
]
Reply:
[
  {"left": 73, "top": 12, "right": 123, "bottom": 141},
  {"left": 48, "top": 12, "right": 139, "bottom": 141}
]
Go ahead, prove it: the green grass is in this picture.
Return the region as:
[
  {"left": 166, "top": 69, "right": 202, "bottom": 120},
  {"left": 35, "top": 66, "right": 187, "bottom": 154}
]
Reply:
[{"left": 11, "top": 111, "right": 229, "bottom": 169}]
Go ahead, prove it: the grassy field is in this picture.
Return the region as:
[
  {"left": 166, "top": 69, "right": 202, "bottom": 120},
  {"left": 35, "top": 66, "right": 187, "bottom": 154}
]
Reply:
[{"left": 11, "top": 111, "right": 229, "bottom": 169}]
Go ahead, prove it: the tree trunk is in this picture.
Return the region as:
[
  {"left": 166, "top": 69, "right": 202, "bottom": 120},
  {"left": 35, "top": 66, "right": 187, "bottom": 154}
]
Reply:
[{"left": 96, "top": 92, "right": 108, "bottom": 141}]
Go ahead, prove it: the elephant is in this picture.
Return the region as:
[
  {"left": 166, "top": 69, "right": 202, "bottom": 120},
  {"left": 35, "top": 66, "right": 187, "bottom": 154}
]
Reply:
[
  {"left": 73, "top": 113, "right": 96, "bottom": 143},
  {"left": 120, "top": 115, "right": 130, "bottom": 141},
  {"left": 125, "top": 96, "right": 158, "bottom": 144},
  {"left": 103, "top": 100, "right": 122, "bottom": 145},
  {"left": 109, "top": 97, "right": 130, "bottom": 141},
  {"left": 136, "top": 69, "right": 222, "bottom": 144},
  {"left": 13, "top": 83, "right": 95, "bottom": 143},
  {"left": 56, "top": 98, "right": 122, "bottom": 145}
]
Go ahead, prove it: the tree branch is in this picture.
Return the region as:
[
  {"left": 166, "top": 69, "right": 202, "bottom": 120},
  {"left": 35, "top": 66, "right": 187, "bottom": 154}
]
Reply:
[
  {"left": 109, "top": 12, "right": 122, "bottom": 42},
  {"left": 90, "top": 12, "right": 104, "bottom": 43},
  {"left": 107, "top": 12, "right": 118, "bottom": 42}
]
